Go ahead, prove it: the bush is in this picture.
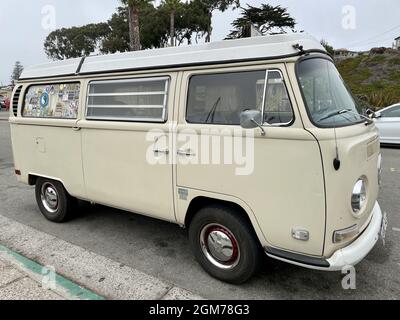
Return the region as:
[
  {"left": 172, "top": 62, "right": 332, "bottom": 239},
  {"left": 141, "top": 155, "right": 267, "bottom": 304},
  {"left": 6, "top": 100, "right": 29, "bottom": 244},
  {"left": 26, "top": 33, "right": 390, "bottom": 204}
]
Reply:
[{"left": 361, "top": 91, "right": 400, "bottom": 110}]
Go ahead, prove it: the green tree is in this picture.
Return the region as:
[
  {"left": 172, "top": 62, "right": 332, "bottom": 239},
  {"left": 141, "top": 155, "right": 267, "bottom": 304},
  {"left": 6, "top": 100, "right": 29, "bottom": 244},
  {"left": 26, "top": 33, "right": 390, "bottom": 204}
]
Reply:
[
  {"left": 11, "top": 61, "right": 24, "bottom": 85},
  {"left": 43, "top": 2, "right": 209, "bottom": 59},
  {"left": 226, "top": 4, "right": 296, "bottom": 39},
  {"left": 122, "top": 0, "right": 154, "bottom": 51},
  {"left": 202, "top": 0, "right": 240, "bottom": 42},
  {"left": 44, "top": 23, "right": 110, "bottom": 60},
  {"left": 162, "top": 0, "right": 183, "bottom": 46},
  {"left": 321, "top": 39, "right": 334, "bottom": 56},
  {"left": 102, "top": 4, "right": 168, "bottom": 53},
  {"left": 100, "top": 7, "right": 130, "bottom": 54},
  {"left": 175, "top": 0, "right": 209, "bottom": 45}
]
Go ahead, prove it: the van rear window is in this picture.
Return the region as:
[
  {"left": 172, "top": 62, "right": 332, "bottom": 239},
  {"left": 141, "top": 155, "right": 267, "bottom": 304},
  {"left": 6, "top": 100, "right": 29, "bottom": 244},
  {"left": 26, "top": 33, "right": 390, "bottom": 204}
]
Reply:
[
  {"left": 23, "top": 83, "right": 80, "bottom": 119},
  {"left": 86, "top": 77, "right": 169, "bottom": 122}
]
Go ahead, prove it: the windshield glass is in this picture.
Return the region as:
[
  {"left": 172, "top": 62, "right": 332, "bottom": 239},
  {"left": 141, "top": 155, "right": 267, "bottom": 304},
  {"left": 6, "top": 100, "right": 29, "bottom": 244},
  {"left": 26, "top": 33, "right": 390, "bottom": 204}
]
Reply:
[{"left": 297, "top": 58, "right": 363, "bottom": 127}]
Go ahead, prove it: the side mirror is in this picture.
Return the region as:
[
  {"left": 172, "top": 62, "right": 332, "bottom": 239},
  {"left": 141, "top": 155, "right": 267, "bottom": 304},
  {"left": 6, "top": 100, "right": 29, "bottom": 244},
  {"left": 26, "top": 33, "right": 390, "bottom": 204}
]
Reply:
[
  {"left": 240, "top": 110, "right": 266, "bottom": 136},
  {"left": 366, "top": 108, "right": 381, "bottom": 119}
]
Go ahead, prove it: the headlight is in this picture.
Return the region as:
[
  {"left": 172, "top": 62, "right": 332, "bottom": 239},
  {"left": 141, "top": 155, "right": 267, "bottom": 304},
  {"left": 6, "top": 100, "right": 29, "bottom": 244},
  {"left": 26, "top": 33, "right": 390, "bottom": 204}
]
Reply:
[{"left": 351, "top": 179, "right": 367, "bottom": 213}]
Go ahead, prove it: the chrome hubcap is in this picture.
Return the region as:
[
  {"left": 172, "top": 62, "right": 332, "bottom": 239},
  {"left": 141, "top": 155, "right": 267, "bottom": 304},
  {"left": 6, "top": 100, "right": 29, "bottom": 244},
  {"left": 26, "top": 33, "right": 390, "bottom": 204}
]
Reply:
[
  {"left": 200, "top": 224, "right": 240, "bottom": 269},
  {"left": 40, "top": 183, "right": 59, "bottom": 213}
]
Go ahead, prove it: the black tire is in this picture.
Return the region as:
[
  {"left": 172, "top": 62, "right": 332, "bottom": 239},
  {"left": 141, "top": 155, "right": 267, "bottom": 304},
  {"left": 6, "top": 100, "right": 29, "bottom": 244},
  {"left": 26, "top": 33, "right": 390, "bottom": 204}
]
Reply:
[
  {"left": 35, "top": 178, "right": 75, "bottom": 223},
  {"left": 188, "top": 204, "right": 262, "bottom": 284}
]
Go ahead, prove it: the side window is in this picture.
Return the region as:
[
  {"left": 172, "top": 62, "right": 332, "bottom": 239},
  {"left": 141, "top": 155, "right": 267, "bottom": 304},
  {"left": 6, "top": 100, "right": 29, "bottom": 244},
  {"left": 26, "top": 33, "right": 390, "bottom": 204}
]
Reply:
[
  {"left": 382, "top": 106, "right": 400, "bottom": 118},
  {"left": 23, "top": 83, "right": 80, "bottom": 119},
  {"left": 263, "top": 71, "right": 294, "bottom": 125},
  {"left": 186, "top": 69, "right": 293, "bottom": 125},
  {"left": 86, "top": 77, "right": 169, "bottom": 122},
  {"left": 186, "top": 71, "right": 266, "bottom": 125}
]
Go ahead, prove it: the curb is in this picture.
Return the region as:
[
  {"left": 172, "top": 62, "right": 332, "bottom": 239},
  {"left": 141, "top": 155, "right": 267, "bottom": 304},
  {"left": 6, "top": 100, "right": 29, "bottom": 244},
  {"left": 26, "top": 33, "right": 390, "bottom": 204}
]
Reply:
[
  {"left": 0, "top": 244, "right": 105, "bottom": 300},
  {"left": 0, "top": 215, "right": 204, "bottom": 300}
]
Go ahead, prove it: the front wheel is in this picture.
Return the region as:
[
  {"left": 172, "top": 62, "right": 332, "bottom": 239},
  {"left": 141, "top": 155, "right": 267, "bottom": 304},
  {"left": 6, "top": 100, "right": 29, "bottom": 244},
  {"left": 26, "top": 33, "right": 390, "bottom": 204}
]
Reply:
[
  {"left": 188, "top": 205, "right": 261, "bottom": 284},
  {"left": 35, "top": 178, "right": 75, "bottom": 223}
]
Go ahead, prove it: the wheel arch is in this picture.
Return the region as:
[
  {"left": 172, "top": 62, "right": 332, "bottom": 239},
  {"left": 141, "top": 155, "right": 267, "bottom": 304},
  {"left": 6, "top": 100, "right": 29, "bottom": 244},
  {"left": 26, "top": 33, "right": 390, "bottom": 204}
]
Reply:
[
  {"left": 182, "top": 194, "right": 268, "bottom": 248},
  {"left": 28, "top": 174, "right": 73, "bottom": 196}
]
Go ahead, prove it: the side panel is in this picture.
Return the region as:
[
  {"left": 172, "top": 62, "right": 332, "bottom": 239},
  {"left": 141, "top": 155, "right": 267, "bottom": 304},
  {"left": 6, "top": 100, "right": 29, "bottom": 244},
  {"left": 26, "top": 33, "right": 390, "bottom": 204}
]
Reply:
[
  {"left": 9, "top": 84, "right": 86, "bottom": 198},
  {"left": 79, "top": 73, "right": 178, "bottom": 223},
  {"left": 176, "top": 64, "right": 326, "bottom": 256}
]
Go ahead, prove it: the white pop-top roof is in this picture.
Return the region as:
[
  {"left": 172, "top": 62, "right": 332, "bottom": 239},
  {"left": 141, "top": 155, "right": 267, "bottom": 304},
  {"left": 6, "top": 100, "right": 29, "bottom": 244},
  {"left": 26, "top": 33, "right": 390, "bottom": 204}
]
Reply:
[{"left": 20, "top": 33, "right": 325, "bottom": 80}]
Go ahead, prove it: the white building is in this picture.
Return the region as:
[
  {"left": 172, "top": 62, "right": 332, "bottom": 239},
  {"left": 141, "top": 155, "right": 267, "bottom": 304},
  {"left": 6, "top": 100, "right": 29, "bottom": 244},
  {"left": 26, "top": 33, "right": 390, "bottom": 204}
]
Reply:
[
  {"left": 334, "top": 48, "right": 359, "bottom": 60},
  {"left": 394, "top": 36, "right": 400, "bottom": 50}
]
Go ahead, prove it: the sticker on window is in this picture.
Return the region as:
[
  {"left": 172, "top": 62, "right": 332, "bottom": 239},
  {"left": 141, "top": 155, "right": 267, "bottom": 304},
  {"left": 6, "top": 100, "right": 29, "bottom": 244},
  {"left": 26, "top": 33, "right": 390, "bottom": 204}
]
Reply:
[{"left": 23, "top": 83, "right": 80, "bottom": 119}]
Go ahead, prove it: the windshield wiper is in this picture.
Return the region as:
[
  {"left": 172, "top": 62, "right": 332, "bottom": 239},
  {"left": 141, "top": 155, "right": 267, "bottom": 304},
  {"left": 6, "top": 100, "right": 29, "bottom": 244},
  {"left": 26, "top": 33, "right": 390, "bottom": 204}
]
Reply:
[
  {"left": 318, "top": 109, "right": 352, "bottom": 122},
  {"left": 318, "top": 108, "right": 374, "bottom": 125},
  {"left": 205, "top": 97, "right": 221, "bottom": 124}
]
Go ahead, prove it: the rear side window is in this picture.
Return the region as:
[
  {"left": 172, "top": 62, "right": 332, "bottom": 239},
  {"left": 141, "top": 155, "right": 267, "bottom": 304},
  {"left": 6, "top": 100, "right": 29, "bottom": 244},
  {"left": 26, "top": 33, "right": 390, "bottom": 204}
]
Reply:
[
  {"left": 186, "top": 70, "right": 293, "bottom": 125},
  {"left": 23, "top": 83, "right": 80, "bottom": 119},
  {"left": 86, "top": 77, "right": 169, "bottom": 122}
]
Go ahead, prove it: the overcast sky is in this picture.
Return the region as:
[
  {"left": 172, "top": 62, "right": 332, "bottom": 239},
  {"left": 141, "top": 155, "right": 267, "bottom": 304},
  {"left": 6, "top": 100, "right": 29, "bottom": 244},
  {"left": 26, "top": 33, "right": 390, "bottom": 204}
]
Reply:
[{"left": 1, "top": 0, "right": 399, "bottom": 85}]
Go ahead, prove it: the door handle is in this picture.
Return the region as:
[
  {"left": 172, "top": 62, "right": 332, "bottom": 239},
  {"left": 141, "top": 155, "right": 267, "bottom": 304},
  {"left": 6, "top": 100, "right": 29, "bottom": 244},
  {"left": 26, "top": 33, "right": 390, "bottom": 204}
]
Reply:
[
  {"left": 154, "top": 148, "right": 169, "bottom": 155},
  {"left": 177, "top": 149, "right": 196, "bottom": 157}
]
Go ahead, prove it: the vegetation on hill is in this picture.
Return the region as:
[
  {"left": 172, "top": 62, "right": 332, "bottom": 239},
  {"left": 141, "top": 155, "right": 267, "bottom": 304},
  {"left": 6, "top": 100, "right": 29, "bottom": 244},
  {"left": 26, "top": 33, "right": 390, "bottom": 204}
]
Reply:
[{"left": 336, "top": 49, "right": 400, "bottom": 110}]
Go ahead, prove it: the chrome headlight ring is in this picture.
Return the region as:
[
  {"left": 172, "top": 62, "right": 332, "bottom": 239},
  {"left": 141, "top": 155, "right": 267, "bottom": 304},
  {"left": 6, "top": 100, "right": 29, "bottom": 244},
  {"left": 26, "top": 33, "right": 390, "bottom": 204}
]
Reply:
[{"left": 351, "top": 178, "right": 367, "bottom": 214}]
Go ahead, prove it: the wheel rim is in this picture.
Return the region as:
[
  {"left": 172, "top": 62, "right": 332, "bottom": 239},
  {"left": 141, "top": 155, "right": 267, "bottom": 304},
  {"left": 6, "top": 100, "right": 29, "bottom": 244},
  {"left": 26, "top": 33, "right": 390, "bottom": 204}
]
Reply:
[
  {"left": 40, "top": 183, "right": 59, "bottom": 213},
  {"left": 200, "top": 223, "right": 240, "bottom": 270}
]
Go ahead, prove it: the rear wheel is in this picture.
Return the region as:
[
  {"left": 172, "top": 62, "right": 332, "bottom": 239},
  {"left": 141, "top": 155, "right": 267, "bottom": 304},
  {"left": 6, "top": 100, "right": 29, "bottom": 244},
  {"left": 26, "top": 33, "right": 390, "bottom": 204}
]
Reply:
[
  {"left": 189, "top": 205, "right": 261, "bottom": 284},
  {"left": 35, "top": 178, "right": 75, "bottom": 223}
]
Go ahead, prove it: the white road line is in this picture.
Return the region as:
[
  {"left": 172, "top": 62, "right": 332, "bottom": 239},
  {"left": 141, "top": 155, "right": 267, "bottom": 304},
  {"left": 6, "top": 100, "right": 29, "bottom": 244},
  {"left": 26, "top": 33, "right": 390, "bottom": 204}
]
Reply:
[{"left": 393, "top": 227, "right": 400, "bottom": 232}]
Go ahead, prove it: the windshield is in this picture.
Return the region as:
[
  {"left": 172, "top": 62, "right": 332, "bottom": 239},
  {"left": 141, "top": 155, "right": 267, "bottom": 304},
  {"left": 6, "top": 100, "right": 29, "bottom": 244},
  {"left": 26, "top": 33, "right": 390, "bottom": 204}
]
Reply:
[{"left": 297, "top": 58, "right": 363, "bottom": 127}]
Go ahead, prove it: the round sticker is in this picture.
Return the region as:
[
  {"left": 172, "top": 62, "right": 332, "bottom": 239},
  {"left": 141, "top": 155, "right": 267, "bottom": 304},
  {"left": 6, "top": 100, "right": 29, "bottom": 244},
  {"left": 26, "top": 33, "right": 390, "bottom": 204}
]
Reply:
[{"left": 40, "top": 92, "right": 49, "bottom": 108}]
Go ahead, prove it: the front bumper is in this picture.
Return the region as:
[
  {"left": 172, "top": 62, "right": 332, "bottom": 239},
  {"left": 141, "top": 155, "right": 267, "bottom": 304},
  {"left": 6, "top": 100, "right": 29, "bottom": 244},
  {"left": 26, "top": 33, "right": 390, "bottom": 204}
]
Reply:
[{"left": 265, "top": 201, "right": 383, "bottom": 271}]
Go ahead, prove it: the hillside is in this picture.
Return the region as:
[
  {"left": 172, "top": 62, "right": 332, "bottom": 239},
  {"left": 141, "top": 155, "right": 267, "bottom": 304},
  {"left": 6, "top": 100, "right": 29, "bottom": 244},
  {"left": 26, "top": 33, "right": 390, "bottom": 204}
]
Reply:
[{"left": 336, "top": 49, "right": 400, "bottom": 110}]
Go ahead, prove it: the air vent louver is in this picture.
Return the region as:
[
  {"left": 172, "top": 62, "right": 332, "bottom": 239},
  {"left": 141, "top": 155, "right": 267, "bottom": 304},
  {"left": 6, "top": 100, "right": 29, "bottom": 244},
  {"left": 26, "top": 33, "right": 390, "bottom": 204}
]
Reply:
[{"left": 12, "top": 86, "right": 22, "bottom": 117}]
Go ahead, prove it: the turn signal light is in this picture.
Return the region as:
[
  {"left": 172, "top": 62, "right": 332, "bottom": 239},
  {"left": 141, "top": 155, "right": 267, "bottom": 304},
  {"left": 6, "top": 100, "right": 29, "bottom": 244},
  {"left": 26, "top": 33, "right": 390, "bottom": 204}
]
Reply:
[{"left": 333, "top": 225, "right": 359, "bottom": 243}]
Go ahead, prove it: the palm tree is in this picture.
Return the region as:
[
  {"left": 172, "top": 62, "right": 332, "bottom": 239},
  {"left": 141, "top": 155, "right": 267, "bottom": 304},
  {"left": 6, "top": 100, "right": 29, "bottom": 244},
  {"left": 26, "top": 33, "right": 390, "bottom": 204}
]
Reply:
[
  {"left": 202, "top": 0, "right": 240, "bottom": 43},
  {"left": 122, "top": 0, "right": 153, "bottom": 51},
  {"left": 163, "top": 0, "right": 183, "bottom": 47}
]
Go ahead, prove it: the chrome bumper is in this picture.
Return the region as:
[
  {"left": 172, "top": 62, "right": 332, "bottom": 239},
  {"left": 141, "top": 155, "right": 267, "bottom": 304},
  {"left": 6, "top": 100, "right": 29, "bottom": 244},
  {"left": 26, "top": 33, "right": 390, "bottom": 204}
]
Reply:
[
  {"left": 326, "top": 201, "right": 383, "bottom": 271},
  {"left": 265, "top": 202, "right": 383, "bottom": 271}
]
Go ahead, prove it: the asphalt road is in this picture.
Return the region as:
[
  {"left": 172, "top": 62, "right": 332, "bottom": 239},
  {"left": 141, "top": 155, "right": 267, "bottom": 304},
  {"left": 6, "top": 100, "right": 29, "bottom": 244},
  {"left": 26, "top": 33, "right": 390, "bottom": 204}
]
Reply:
[{"left": 0, "top": 115, "right": 399, "bottom": 299}]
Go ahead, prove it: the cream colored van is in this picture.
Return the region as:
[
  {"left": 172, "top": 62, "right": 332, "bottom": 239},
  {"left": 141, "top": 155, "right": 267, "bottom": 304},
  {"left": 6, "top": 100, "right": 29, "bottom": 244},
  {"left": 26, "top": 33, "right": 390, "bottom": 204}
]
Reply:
[{"left": 9, "top": 34, "right": 386, "bottom": 284}]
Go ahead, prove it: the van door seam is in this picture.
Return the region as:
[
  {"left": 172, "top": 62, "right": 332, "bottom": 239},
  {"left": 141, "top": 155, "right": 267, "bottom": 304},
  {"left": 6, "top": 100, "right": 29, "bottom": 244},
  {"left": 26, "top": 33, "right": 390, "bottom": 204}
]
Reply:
[
  {"left": 284, "top": 62, "right": 327, "bottom": 257},
  {"left": 304, "top": 129, "right": 328, "bottom": 257}
]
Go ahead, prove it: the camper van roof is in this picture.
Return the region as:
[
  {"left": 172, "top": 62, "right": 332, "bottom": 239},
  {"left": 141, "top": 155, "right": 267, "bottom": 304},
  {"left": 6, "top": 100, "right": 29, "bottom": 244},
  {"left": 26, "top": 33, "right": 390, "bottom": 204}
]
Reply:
[{"left": 20, "top": 33, "right": 325, "bottom": 80}]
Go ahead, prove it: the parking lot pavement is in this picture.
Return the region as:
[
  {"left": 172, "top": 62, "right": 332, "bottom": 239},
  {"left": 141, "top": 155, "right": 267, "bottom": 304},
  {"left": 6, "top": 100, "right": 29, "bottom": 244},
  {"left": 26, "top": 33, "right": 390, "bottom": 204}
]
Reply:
[
  {"left": 0, "top": 120, "right": 399, "bottom": 299},
  {"left": 0, "top": 111, "right": 9, "bottom": 121}
]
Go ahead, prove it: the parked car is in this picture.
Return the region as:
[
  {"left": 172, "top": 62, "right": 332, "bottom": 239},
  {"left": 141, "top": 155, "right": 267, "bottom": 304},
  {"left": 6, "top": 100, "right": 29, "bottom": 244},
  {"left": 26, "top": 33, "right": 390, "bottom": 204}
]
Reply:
[
  {"left": 9, "top": 34, "right": 385, "bottom": 284},
  {"left": 0, "top": 95, "right": 5, "bottom": 109},
  {"left": 3, "top": 97, "right": 10, "bottom": 111},
  {"left": 374, "top": 103, "right": 400, "bottom": 145}
]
